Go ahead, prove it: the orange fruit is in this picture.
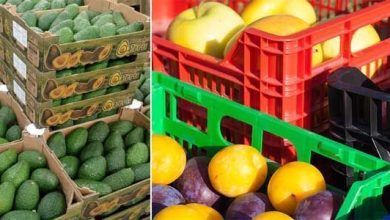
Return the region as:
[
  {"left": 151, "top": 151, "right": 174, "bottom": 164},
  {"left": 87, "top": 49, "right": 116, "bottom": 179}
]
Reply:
[
  {"left": 253, "top": 211, "right": 293, "bottom": 220},
  {"left": 267, "top": 161, "right": 326, "bottom": 215},
  {"left": 208, "top": 145, "right": 267, "bottom": 197},
  {"left": 154, "top": 204, "right": 222, "bottom": 220},
  {"left": 152, "top": 135, "right": 186, "bottom": 184}
]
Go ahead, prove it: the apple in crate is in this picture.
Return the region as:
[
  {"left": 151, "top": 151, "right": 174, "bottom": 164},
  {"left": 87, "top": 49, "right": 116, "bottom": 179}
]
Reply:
[{"left": 167, "top": 2, "right": 245, "bottom": 58}]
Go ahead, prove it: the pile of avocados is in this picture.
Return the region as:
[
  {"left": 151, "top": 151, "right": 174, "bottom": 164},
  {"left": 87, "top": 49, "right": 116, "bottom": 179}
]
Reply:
[
  {"left": 47, "top": 119, "right": 150, "bottom": 197},
  {"left": 0, "top": 148, "right": 66, "bottom": 220}
]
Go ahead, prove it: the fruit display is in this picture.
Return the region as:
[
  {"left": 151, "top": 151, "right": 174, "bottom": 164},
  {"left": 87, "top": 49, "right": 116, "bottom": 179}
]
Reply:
[
  {"left": 152, "top": 135, "right": 340, "bottom": 219},
  {"left": 0, "top": 0, "right": 84, "bottom": 9},
  {"left": 0, "top": 137, "right": 81, "bottom": 220},
  {"left": 0, "top": 0, "right": 150, "bottom": 72},
  {"left": 43, "top": 108, "right": 150, "bottom": 218},
  {"left": 153, "top": 0, "right": 390, "bottom": 164},
  {"left": 151, "top": 72, "right": 390, "bottom": 219}
]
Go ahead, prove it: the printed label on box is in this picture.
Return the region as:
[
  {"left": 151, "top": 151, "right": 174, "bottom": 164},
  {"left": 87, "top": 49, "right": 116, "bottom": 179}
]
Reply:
[
  {"left": 13, "top": 80, "right": 26, "bottom": 105},
  {"left": 12, "top": 21, "right": 27, "bottom": 48},
  {"left": 13, "top": 53, "right": 27, "bottom": 79}
]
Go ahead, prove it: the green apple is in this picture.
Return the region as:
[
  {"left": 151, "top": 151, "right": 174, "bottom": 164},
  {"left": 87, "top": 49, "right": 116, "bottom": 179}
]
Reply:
[{"left": 167, "top": 2, "right": 245, "bottom": 58}]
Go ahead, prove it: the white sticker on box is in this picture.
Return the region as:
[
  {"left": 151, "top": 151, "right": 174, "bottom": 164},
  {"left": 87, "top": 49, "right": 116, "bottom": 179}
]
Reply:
[
  {"left": 13, "top": 80, "right": 26, "bottom": 105},
  {"left": 12, "top": 21, "right": 27, "bottom": 48},
  {"left": 13, "top": 53, "right": 27, "bottom": 79}
]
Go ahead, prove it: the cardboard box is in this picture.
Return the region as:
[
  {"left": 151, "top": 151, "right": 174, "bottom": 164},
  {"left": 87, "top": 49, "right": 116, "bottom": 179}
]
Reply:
[
  {"left": 41, "top": 108, "right": 150, "bottom": 219},
  {"left": 0, "top": 135, "right": 84, "bottom": 219},
  {"left": 0, "top": 0, "right": 150, "bottom": 72},
  {"left": 0, "top": 34, "right": 149, "bottom": 102},
  {"left": 103, "top": 199, "right": 150, "bottom": 220},
  {"left": 6, "top": 71, "right": 136, "bottom": 128},
  {"left": 111, "top": 0, "right": 150, "bottom": 15}
]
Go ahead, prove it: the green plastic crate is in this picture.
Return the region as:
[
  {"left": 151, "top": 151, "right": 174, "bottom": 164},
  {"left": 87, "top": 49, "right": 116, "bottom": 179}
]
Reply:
[{"left": 152, "top": 72, "right": 390, "bottom": 220}]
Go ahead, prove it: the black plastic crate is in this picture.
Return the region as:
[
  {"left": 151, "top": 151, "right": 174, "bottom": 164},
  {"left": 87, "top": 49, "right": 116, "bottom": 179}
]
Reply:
[{"left": 328, "top": 67, "right": 390, "bottom": 187}]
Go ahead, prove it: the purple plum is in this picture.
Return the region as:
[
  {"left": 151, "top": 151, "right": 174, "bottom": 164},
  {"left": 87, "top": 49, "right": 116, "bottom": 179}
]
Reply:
[
  {"left": 174, "top": 156, "right": 223, "bottom": 207},
  {"left": 295, "top": 190, "right": 344, "bottom": 220},
  {"left": 225, "top": 192, "right": 273, "bottom": 220},
  {"left": 152, "top": 184, "right": 185, "bottom": 217}
]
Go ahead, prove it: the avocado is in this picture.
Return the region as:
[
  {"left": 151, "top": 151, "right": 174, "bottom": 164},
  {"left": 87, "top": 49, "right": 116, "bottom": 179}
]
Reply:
[
  {"left": 18, "top": 150, "right": 47, "bottom": 170},
  {"left": 64, "top": 3, "right": 79, "bottom": 19},
  {"left": 0, "top": 106, "right": 16, "bottom": 126},
  {"left": 126, "top": 142, "right": 149, "bottom": 167},
  {"left": 112, "top": 11, "right": 127, "bottom": 28},
  {"left": 117, "top": 22, "right": 144, "bottom": 34},
  {"left": 31, "top": 168, "right": 59, "bottom": 192},
  {"left": 1, "top": 210, "right": 40, "bottom": 220},
  {"left": 140, "top": 78, "right": 150, "bottom": 96},
  {"left": 33, "top": 0, "right": 50, "bottom": 10},
  {"left": 74, "top": 26, "right": 99, "bottom": 41},
  {"left": 0, "top": 138, "right": 9, "bottom": 145},
  {"left": 73, "top": 18, "right": 91, "bottom": 33},
  {"left": 107, "top": 84, "right": 126, "bottom": 94},
  {"left": 0, "top": 149, "right": 17, "bottom": 175},
  {"left": 56, "top": 69, "right": 73, "bottom": 78},
  {"left": 14, "top": 180, "right": 40, "bottom": 210},
  {"left": 66, "top": 127, "right": 88, "bottom": 155},
  {"left": 51, "top": 0, "right": 66, "bottom": 9},
  {"left": 79, "top": 141, "right": 104, "bottom": 162},
  {"left": 74, "top": 10, "right": 89, "bottom": 21},
  {"left": 99, "top": 22, "right": 116, "bottom": 38},
  {"left": 86, "top": 10, "right": 100, "bottom": 20},
  {"left": 38, "top": 11, "right": 60, "bottom": 31},
  {"left": 66, "top": 0, "right": 82, "bottom": 5},
  {"left": 132, "top": 162, "right": 150, "bottom": 182},
  {"left": 75, "top": 114, "right": 98, "bottom": 124},
  {"left": 85, "top": 61, "right": 109, "bottom": 72},
  {"left": 78, "top": 156, "right": 107, "bottom": 181},
  {"left": 109, "top": 120, "right": 133, "bottom": 136},
  {"left": 50, "top": 19, "right": 74, "bottom": 33},
  {"left": 0, "top": 182, "right": 15, "bottom": 215},
  {"left": 6, "top": 125, "right": 22, "bottom": 142},
  {"left": 133, "top": 89, "right": 144, "bottom": 102},
  {"left": 102, "top": 168, "right": 134, "bottom": 191},
  {"left": 37, "top": 191, "right": 66, "bottom": 220},
  {"left": 98, "top": 108, "right": 118, "bottom": 118},
  {"left": 54, "top": 119, "right": 74, "bottom": 129},
  {"left": 83, "top": 88, "right": 107, "bottom": 100},
  {"left": 93, "top": 14, "right": 113, "bottom": 27},
  {"left": 74, "top": 179, "right": 112, "bottom": 197},
  {"left": 17, "top": 0, "right": 35, "bottom": 13},
  {"left": 47, "top": 132, "right": 67, "bottom": 158},
  {"left": 55, "top": 27, "right": 74, "bottom": 44},
  {"left": 106, "top": 147, "right": 125, "bottom": 174},
  {"left": 0, "top": 121, "right": 7, "bottom": 138},
  {"left": 60, "top": 156, "right": 79, "bottom": 179},
  {"left": 125, "top": 127, "right": 145, "bottom": 147},
  {"left": 1, "top": 161, "right": 30, "bottom": 188},
  {"left": 88, "top": 121, "right": 109, "bottom": 142},
  {"left": 104, "top": 131, "right": 124, "bottom": 153},
  {"left": 21, "top": 11, "right": 37, "bottom": 27}
]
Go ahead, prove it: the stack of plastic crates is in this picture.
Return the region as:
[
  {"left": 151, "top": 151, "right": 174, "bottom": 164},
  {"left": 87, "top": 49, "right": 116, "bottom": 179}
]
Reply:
[{"left": 152, "top": 71, "right": 390, "bottom": 220}]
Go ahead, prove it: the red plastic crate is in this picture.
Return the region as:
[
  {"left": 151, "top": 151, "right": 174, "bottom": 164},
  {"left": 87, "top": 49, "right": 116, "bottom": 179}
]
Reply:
[{"left": 153, "top": 0, "right": 390, "bottom": 163}]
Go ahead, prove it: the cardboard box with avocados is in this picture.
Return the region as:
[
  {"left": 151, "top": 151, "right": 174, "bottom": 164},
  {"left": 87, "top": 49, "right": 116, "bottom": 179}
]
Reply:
[
  {"left": 0, "top": 0, "right": 150, "bottom": 72},
  {"left": 6, "top": 71, "right": 137, "bottom": 128},
  {"left": 0, "top": 135, "right": 84, "bottom": 219},
  {"left": 0, "top": 84, "right": 30, "bottom": 145},
  {"left": 39, "top": 108, "right": 150, "bottom": 219},
  {"left": 0, "top": 34, "right": 149, "bottom": 102}
]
